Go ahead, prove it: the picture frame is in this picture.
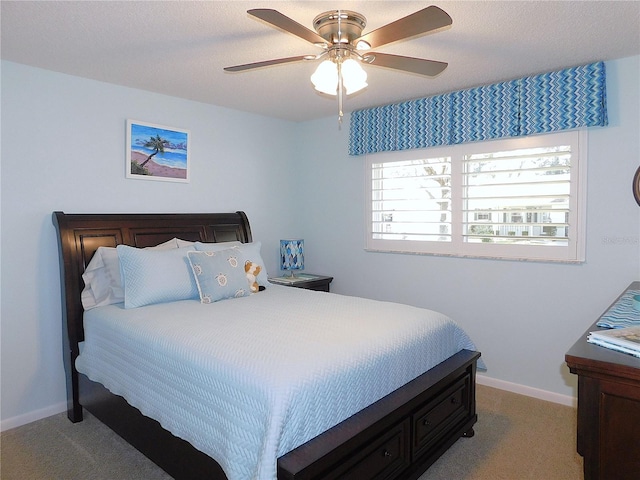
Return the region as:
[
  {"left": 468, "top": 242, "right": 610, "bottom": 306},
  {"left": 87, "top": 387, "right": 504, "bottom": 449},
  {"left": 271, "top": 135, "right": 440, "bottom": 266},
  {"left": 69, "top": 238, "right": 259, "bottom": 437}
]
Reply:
[{"left": 126, "top": 119, "right": 190, "bottom": 183}]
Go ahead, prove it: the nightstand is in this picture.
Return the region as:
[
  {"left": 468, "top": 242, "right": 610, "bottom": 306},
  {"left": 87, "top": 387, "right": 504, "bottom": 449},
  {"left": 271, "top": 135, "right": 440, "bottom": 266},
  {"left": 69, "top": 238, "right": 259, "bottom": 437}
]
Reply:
[{"left": 268, "top": 274, "right": 333, "bottom": 292}]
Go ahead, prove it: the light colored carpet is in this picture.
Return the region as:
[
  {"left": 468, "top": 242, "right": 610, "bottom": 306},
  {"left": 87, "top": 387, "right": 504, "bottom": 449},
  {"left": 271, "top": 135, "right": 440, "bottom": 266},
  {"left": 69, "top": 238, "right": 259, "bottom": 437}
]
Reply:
[
  {"left": 1, "top": 385, "right": 582, "bottom": 479},
  {"left": 420, "top": 385, "right": 582, "bottom": 480}
]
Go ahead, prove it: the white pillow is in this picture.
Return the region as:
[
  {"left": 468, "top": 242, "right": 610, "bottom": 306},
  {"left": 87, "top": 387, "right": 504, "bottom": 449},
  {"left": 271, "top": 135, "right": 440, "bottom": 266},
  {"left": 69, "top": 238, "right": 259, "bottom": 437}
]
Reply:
[
  {"left": 193, "top": 241, "right": 242, "bottom": 251},
  {"left": 81, "top": 247, "right": 123, "bottom": 310},
  {"left": 81, "top": 238, "right": 197, "bottom": 310},
  {"left": 176, "top": 238, "right": 196, "bottom": 248},
  {"left": 195, "top": 241, "right": 268, "bottom": 286},
  {"left": 151, "top": 238, "right": 183, "bottom": 250},
  {"left": 117, "top": 245, "right": 199, "bottom": 308}
]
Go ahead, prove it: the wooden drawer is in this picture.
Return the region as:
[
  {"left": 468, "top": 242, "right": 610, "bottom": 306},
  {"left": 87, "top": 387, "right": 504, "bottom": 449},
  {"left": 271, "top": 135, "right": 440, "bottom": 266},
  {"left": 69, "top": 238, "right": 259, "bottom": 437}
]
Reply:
[
  {"left": 412, "top": 374, "right": 470, "bottom": 457},
  {"left": 276, "top": 351, "right": 480, "bottom": 480},
  {"left": 334, "top": 419, "right": 411, "bottom": 480}
]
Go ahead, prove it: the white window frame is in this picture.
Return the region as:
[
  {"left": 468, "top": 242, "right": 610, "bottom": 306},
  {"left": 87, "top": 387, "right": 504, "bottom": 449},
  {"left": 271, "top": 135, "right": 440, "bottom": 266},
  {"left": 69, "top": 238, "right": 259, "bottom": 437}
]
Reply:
[{"left": 365, "top": 130, "right": 587, "bottom": 263}]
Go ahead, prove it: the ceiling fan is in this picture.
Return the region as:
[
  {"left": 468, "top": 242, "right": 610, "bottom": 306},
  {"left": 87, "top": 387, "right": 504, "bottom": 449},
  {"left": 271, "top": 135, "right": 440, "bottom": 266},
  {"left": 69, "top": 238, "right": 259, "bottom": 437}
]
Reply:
[{"left": 224, "top": 6, "right": 452, "bottom": 123}]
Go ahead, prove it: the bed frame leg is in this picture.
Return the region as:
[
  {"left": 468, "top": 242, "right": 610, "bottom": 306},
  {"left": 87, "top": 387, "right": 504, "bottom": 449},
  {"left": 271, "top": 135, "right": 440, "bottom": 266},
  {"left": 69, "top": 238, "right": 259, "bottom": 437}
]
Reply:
[{"left": 65, "top": 354, "right": 83, "bottom": 423}]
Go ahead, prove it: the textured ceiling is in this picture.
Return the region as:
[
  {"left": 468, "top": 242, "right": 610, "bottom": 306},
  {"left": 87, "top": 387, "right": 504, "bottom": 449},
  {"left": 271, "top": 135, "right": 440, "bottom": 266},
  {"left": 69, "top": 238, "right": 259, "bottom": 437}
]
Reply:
[{"left": 2, "top": 1, "right": 639, "bottom": 122}]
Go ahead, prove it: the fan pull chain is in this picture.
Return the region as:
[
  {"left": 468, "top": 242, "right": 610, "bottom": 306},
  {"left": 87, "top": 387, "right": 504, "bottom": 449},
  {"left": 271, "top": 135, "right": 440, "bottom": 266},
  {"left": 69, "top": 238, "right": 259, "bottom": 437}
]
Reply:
[
  {"left": 338, "top": 60, "right": 344, "bottom": 128},
  {"left": 337, "top": 10, "right": 344, "bottom": 128}
]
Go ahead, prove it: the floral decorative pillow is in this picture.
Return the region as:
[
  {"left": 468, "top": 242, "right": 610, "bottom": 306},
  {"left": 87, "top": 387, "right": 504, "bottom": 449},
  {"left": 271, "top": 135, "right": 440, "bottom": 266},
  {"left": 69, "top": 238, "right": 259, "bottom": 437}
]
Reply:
[
  {"left": 187, "top": 250, "right": 251, "bottom": 303},
  {"left": 195, "top": 241, "right": 268, "bottom": 287}
]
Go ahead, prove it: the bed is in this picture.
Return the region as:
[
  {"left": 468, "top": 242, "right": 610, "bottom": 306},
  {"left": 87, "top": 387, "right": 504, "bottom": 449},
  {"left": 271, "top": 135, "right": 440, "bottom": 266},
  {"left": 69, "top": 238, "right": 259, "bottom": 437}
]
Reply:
[{"left": 53, "top": 210, "right": 481, "bottom": 480}]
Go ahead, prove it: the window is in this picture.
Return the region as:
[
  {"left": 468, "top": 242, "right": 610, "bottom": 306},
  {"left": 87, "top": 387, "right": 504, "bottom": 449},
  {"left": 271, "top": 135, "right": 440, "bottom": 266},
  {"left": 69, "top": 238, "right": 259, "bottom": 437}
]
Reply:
[{"left": 366, "top": 130, "right": 587, "bottom": 262}]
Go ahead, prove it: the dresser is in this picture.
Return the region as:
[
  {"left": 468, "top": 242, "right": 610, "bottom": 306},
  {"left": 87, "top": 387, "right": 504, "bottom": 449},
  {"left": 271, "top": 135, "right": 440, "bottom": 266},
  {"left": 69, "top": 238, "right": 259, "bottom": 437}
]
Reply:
[{"left": 565, "top": 281, "right": 640, "bottom": 480}]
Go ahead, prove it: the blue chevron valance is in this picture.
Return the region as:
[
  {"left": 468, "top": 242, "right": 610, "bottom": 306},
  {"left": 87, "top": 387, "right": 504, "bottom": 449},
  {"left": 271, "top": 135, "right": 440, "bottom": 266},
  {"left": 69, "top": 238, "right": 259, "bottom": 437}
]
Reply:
[{"left": 349, "top": 62, "right": 607, "bottom": 156}]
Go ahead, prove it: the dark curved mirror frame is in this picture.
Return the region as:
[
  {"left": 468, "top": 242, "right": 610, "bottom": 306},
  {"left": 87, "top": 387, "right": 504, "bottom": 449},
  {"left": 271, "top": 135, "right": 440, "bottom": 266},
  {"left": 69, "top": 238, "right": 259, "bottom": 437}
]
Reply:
[{"left": 634, "top": 166, "right": 640, "bottom": 206}]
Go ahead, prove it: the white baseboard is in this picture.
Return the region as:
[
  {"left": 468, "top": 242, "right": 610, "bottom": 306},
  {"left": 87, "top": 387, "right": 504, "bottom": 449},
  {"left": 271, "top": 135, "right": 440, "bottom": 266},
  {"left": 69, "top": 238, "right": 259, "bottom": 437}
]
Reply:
[
  {"left": 1, "top": 377, "right": 577, "bottom": 432},
  {"left": 1, "top": 401, "right": 67, "bottom": 432},
  {"left": 477, "top": 374, "right": 577, "bottom": 408}
]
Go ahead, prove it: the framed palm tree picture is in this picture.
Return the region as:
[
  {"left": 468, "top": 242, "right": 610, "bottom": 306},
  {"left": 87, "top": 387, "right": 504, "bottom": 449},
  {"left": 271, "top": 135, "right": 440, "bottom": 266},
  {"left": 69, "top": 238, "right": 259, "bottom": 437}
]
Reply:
[{"left": 126, "top": 119, "right": 190, "bottom": 183}]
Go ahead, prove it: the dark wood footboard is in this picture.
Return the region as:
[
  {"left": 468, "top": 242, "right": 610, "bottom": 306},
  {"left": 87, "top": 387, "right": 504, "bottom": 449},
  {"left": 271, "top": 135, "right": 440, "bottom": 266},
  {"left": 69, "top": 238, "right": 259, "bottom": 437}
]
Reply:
[{"left": 278, "top": 349, "right": 479, "bottom": 480}]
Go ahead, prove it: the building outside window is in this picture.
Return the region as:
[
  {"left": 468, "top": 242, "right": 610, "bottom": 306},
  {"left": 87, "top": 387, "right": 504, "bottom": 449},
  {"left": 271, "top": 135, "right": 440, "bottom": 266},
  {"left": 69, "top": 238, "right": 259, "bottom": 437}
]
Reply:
[{"left": 366, "top": 130, "right": 586, "bottom": 262}]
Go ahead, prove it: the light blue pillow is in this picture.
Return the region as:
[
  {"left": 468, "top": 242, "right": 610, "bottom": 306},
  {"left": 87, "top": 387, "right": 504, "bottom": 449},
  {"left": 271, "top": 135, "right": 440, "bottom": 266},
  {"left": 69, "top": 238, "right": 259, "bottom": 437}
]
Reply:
[
  {"left": 195, "top": 241, "right": 268, "bottom": 286},
  {"left": 187, "top": 250, "right": 250, "bottom": 303},
  {"left": 117, "top": 245, "right": 198, "bottom": 308}
]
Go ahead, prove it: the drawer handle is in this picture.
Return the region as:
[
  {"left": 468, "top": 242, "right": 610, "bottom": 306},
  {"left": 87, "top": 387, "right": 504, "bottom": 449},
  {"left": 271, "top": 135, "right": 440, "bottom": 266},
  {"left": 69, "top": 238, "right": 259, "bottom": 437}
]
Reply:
[
  {"left": 451, "top": 397, "right": 458, "bottom": 404},
  {"left": 383, "top": 449, "right": 392, "bottom": 457},
  {"left": 423, "top": 418, "right": 431, "bottom": 426}
]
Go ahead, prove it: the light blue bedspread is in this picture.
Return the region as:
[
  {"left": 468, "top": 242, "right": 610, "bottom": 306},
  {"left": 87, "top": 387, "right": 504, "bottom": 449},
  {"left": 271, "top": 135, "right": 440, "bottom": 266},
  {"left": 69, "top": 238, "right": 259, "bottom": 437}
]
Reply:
[{"left": 78, "top": 285, "right": 479, "bottom": 480}]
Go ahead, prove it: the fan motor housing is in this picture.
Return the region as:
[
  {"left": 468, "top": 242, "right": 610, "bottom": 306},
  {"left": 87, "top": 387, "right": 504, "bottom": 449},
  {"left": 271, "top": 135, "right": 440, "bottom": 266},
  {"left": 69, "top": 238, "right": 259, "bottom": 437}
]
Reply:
[{"left": 313, "top": 10, "right": 366, "bottom": 44}]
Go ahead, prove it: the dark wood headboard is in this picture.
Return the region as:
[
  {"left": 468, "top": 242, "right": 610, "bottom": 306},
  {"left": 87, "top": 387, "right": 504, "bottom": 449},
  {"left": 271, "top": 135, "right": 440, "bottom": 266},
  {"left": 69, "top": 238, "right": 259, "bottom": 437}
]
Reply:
[{"left": 52, "top": 211, "right": 252, "bottom": 421}]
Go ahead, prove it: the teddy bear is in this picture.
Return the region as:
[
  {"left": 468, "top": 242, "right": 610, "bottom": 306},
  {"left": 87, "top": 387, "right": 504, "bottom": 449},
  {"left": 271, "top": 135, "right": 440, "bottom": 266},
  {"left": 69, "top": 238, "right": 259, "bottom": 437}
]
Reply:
[{"left": 244, "top": 260, "right": 262, "bottom": 293}]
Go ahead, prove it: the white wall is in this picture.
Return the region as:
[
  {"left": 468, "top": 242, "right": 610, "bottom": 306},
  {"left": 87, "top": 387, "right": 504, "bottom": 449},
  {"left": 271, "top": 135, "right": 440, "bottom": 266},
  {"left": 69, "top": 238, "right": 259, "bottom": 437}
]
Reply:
[
  {"left": 2, "top": 56, "right": 638, "bottom": 429},
  {"left": 295, "top": 55, "right": 640, "bottom": 401},
  {"left": 0, "top": 61, "right": 300, "bottom": 428}
]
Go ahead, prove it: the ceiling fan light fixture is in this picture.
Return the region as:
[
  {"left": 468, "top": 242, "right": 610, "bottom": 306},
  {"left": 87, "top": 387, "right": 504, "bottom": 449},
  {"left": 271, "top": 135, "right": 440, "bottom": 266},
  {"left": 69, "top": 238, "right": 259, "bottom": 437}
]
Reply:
[
  {"left": 229, "top": 6, "right": 453, "bottom": 125},
  {"left": 311, "top": 60, "right": 338, "bottom": 95},
  {"left": 341, "top": 58, "right": 368, "bottom": 95},
  {"left": 311, "top": 58, "right": 368, "bottom": 96}
]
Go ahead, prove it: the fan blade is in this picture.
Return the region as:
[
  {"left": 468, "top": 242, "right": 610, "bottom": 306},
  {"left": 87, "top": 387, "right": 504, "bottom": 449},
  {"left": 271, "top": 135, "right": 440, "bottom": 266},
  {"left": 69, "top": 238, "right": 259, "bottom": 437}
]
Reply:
[
  {"left": 224, "top": 55, "right": 309, "bottom": 72},
  {"left": 355, "top": 6, "right": 452, "bottom": 50},
  {"left": 368, "top": 53, "right": 448, "bottom": 77},
  {"left": 248, "top": 9, "right": 327, "bottom": 45}
]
